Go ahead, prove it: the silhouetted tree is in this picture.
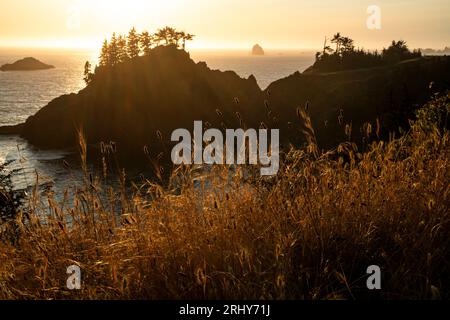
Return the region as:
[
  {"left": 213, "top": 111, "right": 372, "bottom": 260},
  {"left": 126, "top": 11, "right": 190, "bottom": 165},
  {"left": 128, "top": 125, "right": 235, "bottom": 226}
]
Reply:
[
  {"left": 153, "top": 29, "right": 164, "bottom": 46},
  {"left": 322, "top": 37, "right": 332, "bottom": 55},
  {"left": 175, "top": 31, "right": 184, "bottom": 47},
  {"left": 182, "top": 33, "right": 195, "bottom": 50},
  {"left": 140, "top": 31, "right": 153, "bottom": 55},
  {"left": 313, "top": 34, "right": 420, "bottom": 72},
  {"left": 331, "top": 33, "right": 342, "bottom": 54},
  {"left": 117, "top": 35, "right": 129, "bottom": 63},
  {"left": 83, "top": 61, "right": 94, "bottom": 84},
  {"left": 167, "top": 27, "right": 177, "bottom": 45},
  {"left": 108, "top": 33, "right": 119, "bottom": 66},
  {"left": 151, "top": 27, "right": 193, "bottom": 49},
  {"left": 155, "top": 26, "right": 177, "bottom": 45},
  {"left": 341, "top": 37, "right": 354, "bottom": 53},
  {"left": 95, "top": 26, "right": 196, "bottom": 71},
  {"left": 127, "top": 27, "right": 141, "bottom": 58},
  {"left": 315, "top": 51, "right": 321, "bottom": 61},
  {"left": 382, "top": 40, "right": 420, "bottom": 64},
  {"left": 99, "top": 39, "right": 110, "bottom": 67},
  {"left": 154, "top": 28, "right": 166, "bottom": 46}
]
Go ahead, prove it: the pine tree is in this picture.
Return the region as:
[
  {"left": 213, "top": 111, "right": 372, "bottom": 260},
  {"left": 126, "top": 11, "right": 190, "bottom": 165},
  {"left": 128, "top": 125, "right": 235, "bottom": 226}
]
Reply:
[
  {"left": 140, "top": 31, "right": 153, "bottom": 55},
  {"left": 166, "top": 27, "right": 177, "bottom": 45},
  {"left": 117, "top": 35, "right": 129, "bottom": 63},
  {"left": 127, "top": 27, "right": 141, "bottom": 58},
  {"left": 97, "top": 27, "right": 195, "bottom": 66},
  {"left": 182, "top": 33, "right": 195, "bottom": 50},
  {"left": 155, "top": 26, "right": 176, "bottom": 46},
  {"left": 153, "top": 29, "right": 166, "bottom": 46},
  {"left": 99, "top": 39, "right": 109, "bottom": 67},
  {"left": 108, "top": 33, "right": 119, "bottom": 66},
  {"left": 83, "top": 61, "right": 94, "bottom": 84},
  {"left": 175, "top": 31, "right": 185, "bottom": 48}
]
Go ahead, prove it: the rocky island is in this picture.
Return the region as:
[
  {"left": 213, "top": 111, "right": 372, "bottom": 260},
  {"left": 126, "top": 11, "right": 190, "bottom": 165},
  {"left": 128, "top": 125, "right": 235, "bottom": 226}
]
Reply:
[
  {"left": 251, "top": 44, "right": 264, "bottom": 56},
  {"left": 0, "top": 57, "right": 55, "bottom": 71}
]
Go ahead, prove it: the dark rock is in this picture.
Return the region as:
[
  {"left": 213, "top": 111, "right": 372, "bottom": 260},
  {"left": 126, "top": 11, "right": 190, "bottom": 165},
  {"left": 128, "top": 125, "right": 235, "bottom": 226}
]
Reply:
[
  {"left": 1, "top": 46, "right": 449, "bottom": 167},
  {"left": 0, "top": 57, "right": 54, "bottom": 71},
  {"left": 8, "top": 46, "right": 263, "bottom": 163},
  {"left": 265, "top": 56, "right": 450, "bottom": 149},
  {"left": 252, "top": 44, "right": 265, "bottom": 56}
]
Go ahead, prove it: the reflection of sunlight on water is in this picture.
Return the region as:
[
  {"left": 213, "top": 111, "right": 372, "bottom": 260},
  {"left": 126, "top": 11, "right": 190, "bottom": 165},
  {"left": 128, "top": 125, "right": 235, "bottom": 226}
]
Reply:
[
  {"left": 0, "top": 49, "right": 314, "bottom": 206},
  {"left": 0, "top": 135, "right": 128, "bottom": 209},
  {"left": 0, "top": 135, "right": 80, "bottom": 195},
  {"left": 0, "top": 50, "right": 128, "bottom": 208}
]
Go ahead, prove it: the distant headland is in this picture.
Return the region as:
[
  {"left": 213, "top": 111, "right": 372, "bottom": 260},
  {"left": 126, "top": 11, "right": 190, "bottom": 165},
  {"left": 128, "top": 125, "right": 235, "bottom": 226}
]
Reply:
[
  {"left": 419, "top": 47, "right": 450, "bottom": 55},
  {"left": 0, "top": 57, "right": 55, "bottom": 71}
]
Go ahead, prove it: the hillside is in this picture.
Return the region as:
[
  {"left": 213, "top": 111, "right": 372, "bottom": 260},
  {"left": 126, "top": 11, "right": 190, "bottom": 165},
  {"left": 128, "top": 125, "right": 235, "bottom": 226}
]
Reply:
[
  {"left": 1, "top": 46, "right": 263, "bottom": 162},
  {"left": 265, "top": 56, "right": 450, "bottom": 148},
  {"left": 0, "top": 46, "right": 449, "bottom": 164}
]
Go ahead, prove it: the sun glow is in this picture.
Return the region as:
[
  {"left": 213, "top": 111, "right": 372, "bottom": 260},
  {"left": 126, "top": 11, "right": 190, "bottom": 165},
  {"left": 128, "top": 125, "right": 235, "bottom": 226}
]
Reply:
[
  {"left": 1, "top": 0, "right": 449, "bottom": 50},
  {"left": 55, "top": 0, "right": 182, "bottom": 49},
  {"left": 78, "top": 0, "right": 147, "bottom": 22},
  {"left": 76, "top": 0, "right": 178, "bottom": 30}
]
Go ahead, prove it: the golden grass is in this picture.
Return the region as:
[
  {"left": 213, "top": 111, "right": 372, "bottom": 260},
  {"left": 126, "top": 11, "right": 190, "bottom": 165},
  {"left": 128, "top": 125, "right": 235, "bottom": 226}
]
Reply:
[{"left": 0, "top": 95, "right": 449, "bottom": 300}]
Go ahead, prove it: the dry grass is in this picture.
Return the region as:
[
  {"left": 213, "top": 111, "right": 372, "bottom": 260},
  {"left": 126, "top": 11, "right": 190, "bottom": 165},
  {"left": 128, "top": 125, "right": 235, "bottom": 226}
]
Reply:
[{"left": 0, "top": 95, "right": 449, "bottom": 300}]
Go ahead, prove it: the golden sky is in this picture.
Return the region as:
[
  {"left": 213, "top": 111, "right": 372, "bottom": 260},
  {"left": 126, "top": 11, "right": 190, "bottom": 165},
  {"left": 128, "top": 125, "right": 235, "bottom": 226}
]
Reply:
[{"left": 0, "top": 0, "right": 449, "bottom": 50}]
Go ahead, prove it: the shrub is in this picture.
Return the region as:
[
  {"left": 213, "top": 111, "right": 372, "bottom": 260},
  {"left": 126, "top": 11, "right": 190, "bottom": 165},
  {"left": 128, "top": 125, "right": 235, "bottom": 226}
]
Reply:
[{"left": 0, "top": 161, "right": 24, "bottom": 222}]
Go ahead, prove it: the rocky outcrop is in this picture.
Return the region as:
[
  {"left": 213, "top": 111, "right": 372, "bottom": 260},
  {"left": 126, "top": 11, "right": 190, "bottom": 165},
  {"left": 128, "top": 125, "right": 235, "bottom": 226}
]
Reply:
[
  {"left": 264, "top": 56, "right": 450, "bottom": 148},
  {"left": 252, "top": 44, "right": 264, "bottom": 56},
  {"left": 0, "top": 46, "right": 448, "bottom": 165},
  {"left": 0, "top": 57, "right": 54, "bottom": 71},
  {"left": 1, "top": 46, "right": 263, "bottom": 162}
]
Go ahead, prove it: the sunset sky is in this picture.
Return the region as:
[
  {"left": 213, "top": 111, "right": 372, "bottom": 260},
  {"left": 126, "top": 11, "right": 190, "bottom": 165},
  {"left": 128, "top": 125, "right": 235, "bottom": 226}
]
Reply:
[{"left": 1, "top": 0, "right": 449, "bottom": 50}]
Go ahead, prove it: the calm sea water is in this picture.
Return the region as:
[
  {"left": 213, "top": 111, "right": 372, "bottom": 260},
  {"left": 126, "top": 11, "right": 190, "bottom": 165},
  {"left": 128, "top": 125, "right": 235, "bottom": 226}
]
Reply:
[{"left": 0, "top": 48, "right": 314, "bottom": 192}]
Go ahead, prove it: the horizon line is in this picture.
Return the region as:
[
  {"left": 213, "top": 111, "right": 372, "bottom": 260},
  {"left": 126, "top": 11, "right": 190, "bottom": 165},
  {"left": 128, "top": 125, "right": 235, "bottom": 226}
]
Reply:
[
  {"left": 0, "top": 44, "right": 321, "bottom": 53},
  {"left": 0, "top": 43, "right": 448, "bottom": 53}
]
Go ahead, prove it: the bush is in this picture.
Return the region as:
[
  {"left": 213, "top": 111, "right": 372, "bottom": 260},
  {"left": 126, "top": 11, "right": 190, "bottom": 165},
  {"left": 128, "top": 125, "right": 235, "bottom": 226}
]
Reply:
[
  {"left": 0, "top": 161, "right": 24, "bottom": 222},
  {"left": 415, "top": 93, "right": 450, "bottom": 132},
  {"left": 314, "top": 37, "right": 422, "bottom": 72}
]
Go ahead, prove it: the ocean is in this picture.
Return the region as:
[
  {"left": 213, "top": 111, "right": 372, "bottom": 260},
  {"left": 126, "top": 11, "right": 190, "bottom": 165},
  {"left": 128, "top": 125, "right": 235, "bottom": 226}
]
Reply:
[{"left": 0, "top": 48, "right": 315, "bottom": 192}]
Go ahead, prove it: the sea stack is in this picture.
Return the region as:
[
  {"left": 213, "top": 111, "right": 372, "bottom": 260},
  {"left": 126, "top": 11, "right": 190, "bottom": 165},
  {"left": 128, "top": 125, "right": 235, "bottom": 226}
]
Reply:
[
  {"left": 0, "top": 57, "right": 55, "bottom": 71},
  {"left": 252, "top": 44, "right": 265, "bottom": 56}
]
